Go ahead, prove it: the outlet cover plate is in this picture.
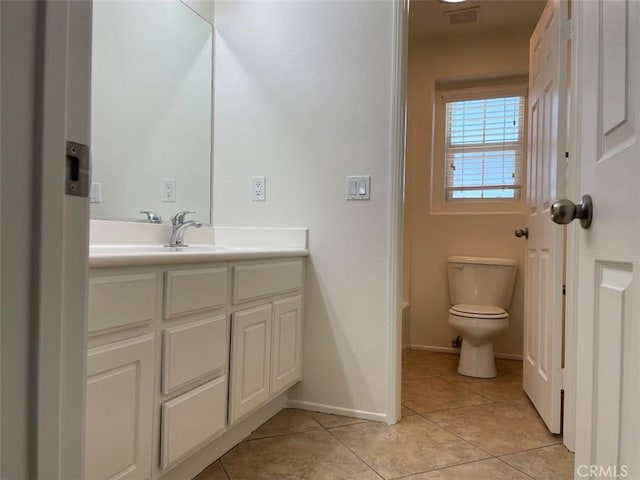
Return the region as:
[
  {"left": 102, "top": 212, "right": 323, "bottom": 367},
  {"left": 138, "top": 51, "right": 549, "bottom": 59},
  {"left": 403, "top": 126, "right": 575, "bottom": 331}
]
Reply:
[{"left": 251, "top": 176, "right": 266, "bottom": 201}]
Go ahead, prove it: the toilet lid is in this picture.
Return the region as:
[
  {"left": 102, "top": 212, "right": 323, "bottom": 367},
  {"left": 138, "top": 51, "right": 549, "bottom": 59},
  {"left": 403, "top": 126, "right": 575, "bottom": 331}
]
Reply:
[{"left": 451, "top": 304, "right": 506, "bottom": 315}]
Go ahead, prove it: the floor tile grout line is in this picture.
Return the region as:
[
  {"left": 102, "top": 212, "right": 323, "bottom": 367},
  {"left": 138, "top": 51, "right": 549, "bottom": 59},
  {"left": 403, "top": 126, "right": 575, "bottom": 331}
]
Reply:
[
  {"left": 241, "top": 425, "right": 324, "bottom": 442},
  {"left": 414, "top": 414, "right": 499, "bottom": 460},
  {"left": 496, "top": 440, "right": 567, "bottom": 457},
  {"left": 322, "top": 424, "right": 386, "bottom": 480},
  {"left": 494, "top": 456, "right": 538, "bottom": 479},
  {"left": 218, "top": 459, "right": 232, "bottom": 480},
  {"left": 387, "top": 457, "right": 526, "bottom": 480},
  {"left": 410, "top": 396, "right": 519, "bottom": 417}
]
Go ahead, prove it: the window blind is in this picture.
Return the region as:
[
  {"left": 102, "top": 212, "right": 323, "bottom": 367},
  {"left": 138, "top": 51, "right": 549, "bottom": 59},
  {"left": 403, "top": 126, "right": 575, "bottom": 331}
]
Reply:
[{"left": 445, "top": 95, "right": 524, "bottom": 200}]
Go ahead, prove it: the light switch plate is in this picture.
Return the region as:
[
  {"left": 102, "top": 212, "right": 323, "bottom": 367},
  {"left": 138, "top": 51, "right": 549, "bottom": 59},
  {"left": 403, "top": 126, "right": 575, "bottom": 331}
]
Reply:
[{"left": 346, "top": 175, "right": 370, "bottom": 200}]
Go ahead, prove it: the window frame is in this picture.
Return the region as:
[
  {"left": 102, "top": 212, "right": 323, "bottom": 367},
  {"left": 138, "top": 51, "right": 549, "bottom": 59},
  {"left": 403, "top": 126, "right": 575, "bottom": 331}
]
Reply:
[{"left": 431, "top": 83, "right": 528, "bottom": 214}]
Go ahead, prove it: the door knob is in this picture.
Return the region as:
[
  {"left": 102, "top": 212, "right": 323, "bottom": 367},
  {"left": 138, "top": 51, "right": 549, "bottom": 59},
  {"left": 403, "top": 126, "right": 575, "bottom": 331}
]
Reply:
[
  {"left": 550, "top": 194, "right": 593, "bottom": 229},
  {"left": 515, "top": 228, "right": 529, "bottom": 239}
]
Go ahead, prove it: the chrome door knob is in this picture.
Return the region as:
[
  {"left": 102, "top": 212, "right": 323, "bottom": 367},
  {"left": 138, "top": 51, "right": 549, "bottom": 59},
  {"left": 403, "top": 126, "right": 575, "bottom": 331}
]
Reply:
[
  {"left": 550, "top": 194, "right": 593, "bottom": 229},
  {"left": 515, "top": 227, "right": 529, "bottom": 239}
]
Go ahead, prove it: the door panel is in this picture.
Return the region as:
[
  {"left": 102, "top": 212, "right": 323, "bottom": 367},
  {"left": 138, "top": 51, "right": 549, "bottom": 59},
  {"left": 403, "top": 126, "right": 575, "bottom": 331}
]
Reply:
[
  {"left": 271, "top": 296, "right": 303, "bottom": 395},
  {"left": 524, "top": 0, "right": 567, "bottom": 434},
  {"left": 574, "top": 1, "right": 640, "bottom": 476},
  {"left": 229, "top": 304, "right": 272, "bottom": 424},
  {"left": 85, "top": 334, "right": 155, "bottom": 480}
]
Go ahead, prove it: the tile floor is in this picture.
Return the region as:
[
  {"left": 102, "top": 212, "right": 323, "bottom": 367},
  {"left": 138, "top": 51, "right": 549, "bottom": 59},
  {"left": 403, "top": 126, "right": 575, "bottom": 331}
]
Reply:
[{"left": 194, "top": 351, "right": 575, "bottom": 480}]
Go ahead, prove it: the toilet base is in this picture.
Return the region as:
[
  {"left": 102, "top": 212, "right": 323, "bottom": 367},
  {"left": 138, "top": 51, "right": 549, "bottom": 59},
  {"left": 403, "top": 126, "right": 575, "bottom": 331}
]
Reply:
[{"left": 457, "top": 340, "right": 497, "bottom": 378}]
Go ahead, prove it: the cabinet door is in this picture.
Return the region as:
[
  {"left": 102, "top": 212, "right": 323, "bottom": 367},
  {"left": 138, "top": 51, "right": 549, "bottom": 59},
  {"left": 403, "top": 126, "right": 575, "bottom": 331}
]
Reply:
[
  {"left": 85, "top": 334, "right": 155, "bottom": 480},
  {"left": 271, "top": 296, "right": 303, "bottom": 395},
  {"left": 229, "top": 304, "right": 272, "bottom": 424}
]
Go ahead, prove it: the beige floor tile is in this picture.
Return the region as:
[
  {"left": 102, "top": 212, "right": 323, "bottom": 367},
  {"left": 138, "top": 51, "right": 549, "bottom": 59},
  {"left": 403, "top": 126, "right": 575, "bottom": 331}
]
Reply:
[
  {"left": 400, "top": 458, "right": 532, "bottom": 480},
  {"left": 245, "top": 408, "right": 322, "bottom": 440},
  {"left": 495, "top": 358, "right": 524, "bottom": 372},
  {"left": 426, "top": 399, "right": 561, "bottom": 456},
  {"left": 401, "top": 406, "right": 417, "bottom": 417},
  {"left": 193, "top": 461, "right": 229, "bottom": 480},
  {"left": 329, "top": 414, "right": 490, "bottom": 479},
  {"left": 402, "top": 352, "right": 460, "bottom": 379},
  {"left": 500, "top": 444, "right": 575, "bottom": 480},
  {"left": 402, "top": 376, "right": 492, "bottom": 413},
  {"left": 309, "top": 411, "right": 368, "bottom": 428},
  {"left": 439, "top": 367, "right": 526, "bottom": 402},
  {"left": 221, "top": 429, "right": 380, "bottom": 480}
]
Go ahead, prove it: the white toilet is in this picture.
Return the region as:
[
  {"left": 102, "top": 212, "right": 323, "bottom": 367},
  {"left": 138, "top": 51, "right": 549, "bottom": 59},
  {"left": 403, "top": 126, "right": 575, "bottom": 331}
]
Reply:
[{"left": 447, "top": 256, "right": 517, "bottom": 378}]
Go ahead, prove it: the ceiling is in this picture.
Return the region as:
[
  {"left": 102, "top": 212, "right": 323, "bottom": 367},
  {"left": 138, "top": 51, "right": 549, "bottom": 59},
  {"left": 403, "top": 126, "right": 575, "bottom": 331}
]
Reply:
[{"left": 409, "top": 0, "right": 547, "bottom": 39}]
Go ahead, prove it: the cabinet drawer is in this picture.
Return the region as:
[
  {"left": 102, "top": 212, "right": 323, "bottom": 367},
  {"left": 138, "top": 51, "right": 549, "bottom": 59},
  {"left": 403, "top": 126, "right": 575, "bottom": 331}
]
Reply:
[
  {"left": 162, "top": 316, "right": 226, "bottom": 394},
  {"left": 232, "top": 260, "right": 302, "bottom": 305},
  {"left": 164, "top": 267, "right": 227, "bottom": 319},
  {"left": 88, "top": 273, "right": 156, "bottom": 334},
  {"left": 161, "top": 376, "right": 227, "bottom": 469}
]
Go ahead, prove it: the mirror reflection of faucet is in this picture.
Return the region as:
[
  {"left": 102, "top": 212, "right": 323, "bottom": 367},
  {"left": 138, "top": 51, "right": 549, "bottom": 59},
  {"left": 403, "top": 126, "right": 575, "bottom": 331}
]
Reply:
[
  {"left": 167, "top": 211, "right": 202, "bottom": 247},
  {"left": 140, "top": 211, "right": 163, "bottom": 224}
]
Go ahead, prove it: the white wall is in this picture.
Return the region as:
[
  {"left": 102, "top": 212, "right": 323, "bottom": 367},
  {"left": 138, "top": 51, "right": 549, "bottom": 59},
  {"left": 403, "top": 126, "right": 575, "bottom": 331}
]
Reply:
[
  {"left": 213, "top": 0, "right": 398, "bottom": 418},
  {"left": 0, "top": 2, "right": 39, "bottom": 477},
  {"left": 406, "top": 29, "right": 531, "bottom": 357}
]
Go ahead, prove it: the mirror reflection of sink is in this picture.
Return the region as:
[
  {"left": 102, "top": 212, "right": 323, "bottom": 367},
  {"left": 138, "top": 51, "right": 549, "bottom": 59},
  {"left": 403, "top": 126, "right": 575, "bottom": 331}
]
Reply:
[{"left": 90, "top": 245, "right": 239, "bottom": 255}]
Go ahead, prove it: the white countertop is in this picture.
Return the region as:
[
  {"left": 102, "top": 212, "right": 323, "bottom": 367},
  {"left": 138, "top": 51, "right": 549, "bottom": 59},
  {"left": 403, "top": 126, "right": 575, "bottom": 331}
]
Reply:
[{"left": 89, "top": 244, "right": 309, "bottom": 268}]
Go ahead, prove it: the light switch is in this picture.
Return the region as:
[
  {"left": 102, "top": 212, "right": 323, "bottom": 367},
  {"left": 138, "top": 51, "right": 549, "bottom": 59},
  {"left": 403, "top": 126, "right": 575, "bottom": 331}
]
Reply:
[{"left": 346, "top": 176, "right": 371, "bottom": 200}]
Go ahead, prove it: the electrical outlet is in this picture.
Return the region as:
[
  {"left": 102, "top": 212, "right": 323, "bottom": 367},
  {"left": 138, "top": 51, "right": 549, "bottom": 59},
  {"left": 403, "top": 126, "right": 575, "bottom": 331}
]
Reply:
[
  {"left": 89, "top": 182, "right": 102, "bottom": 204},
  {"left": 251, "top": 176, "right": 266, "bottom": 201},
  {"left": 163, "top": 179, "right": 176, "bottom": 202}
]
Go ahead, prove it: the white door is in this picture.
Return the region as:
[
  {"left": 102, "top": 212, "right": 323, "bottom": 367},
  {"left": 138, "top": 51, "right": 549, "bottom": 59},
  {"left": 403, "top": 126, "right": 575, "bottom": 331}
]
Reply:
[
  {"left": 523, "top": 0, "right": 568, "bottom": 434},
  {"left": 37, "top": 0, "right": 92, "bottom": 477},
  {"left": 572, "top": 1, "right": 640, "bottom": 477}
]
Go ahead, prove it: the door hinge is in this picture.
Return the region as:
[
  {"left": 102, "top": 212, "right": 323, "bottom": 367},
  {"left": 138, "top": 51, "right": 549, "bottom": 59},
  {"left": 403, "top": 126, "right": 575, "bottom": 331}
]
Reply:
[
  {"left": 561, "top": 19, "right": 572, "bottom": 41},
  {"left": 562, "top": 284, "right": 566, "bottom": 295}
]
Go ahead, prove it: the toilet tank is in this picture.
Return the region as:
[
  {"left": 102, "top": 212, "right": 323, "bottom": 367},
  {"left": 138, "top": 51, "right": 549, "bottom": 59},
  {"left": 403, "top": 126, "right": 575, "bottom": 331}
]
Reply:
[{"left": 447, "top": 256, "right": 517, "bottom": 309}]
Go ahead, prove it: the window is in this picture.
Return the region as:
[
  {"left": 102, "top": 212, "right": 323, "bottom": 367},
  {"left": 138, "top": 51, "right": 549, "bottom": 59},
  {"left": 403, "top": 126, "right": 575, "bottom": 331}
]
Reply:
[{"left": 445, "top": 95, "right": 525, "bottom": 201}]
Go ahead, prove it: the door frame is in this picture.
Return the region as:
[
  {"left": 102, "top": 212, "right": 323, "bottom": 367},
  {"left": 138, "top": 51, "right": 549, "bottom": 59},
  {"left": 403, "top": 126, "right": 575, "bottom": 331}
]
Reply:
[
  {"left": 36, "top": 0, "right": 92, "bottom": 478},
  {"left": 386, "top": 0, "right": 408, "bottom": 425}
]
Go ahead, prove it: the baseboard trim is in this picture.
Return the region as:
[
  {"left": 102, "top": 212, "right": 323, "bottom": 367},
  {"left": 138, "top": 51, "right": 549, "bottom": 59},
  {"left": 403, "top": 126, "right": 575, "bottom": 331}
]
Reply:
[
  {"left": 409, "top": 344, "right": 523, "bottom": 361},
  {"left": 287, "top": 399, "right": 387, "bottom": 423}
]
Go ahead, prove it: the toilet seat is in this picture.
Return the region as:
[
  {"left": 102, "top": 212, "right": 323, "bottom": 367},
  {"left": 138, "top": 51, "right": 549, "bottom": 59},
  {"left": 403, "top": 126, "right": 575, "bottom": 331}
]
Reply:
[{"left": 450, "top": 304, "right": 508, "bottom": 319}]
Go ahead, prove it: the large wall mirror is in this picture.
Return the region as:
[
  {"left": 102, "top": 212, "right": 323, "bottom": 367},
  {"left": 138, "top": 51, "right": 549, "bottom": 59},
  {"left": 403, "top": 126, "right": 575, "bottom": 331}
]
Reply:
[{"left": 90, "top": 0, "right": 212, "bottom": 224}]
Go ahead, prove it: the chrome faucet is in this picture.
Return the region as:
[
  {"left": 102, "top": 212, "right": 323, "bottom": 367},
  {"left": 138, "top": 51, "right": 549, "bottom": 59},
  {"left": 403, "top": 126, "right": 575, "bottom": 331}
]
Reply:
[
  {"left": 140, "top": 211, "right": 163, "bottom": 224},
  {"left": 168, "top": 211, "right": 202, "bottom": 247}
]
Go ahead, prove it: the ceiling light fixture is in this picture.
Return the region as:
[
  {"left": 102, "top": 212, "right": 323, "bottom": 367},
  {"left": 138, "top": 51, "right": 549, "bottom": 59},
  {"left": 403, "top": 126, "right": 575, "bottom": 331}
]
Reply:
[{"left": 439, "top": 0, "right": 467, "bottom": 3}]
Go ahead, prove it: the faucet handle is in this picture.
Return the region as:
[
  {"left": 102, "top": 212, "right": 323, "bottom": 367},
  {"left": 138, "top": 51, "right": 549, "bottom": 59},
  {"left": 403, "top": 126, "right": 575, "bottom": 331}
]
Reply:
[
  {"left": 140, "top": 211, "right": 162, "bottom": 224},
  {"left": 171, "top": 210, "right": 195, "bottom": 225}
]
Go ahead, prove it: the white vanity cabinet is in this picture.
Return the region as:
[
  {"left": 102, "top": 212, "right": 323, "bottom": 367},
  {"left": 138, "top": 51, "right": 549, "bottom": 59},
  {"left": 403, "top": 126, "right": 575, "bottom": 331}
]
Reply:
[
  {"left": 86, "top": 255, "right": 305, "bottom": 480},
  {"left": 228, "top": 259, "right": 304, "bottom": 424}
]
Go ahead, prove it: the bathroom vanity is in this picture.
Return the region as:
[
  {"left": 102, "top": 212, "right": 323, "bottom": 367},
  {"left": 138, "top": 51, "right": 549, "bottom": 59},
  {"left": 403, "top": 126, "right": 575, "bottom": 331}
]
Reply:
[{"left": 86, "top": 244, "right": 307, "bottom": 480}]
